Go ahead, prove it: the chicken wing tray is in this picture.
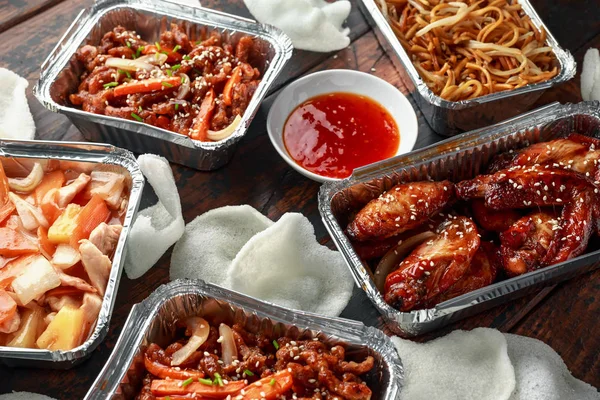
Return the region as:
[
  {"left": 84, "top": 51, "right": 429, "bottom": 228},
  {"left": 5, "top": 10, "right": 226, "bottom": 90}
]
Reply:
[
  {"left": 34, "top": 0, "right": 293, "bottom": 170},
  {"left": 0, "top": 140, "right": 143, "bottom": 368},
  {"left": 358, "top": 0, "right": 576, "bottom": 135},
  {"left": 319, "top": 101, "right": 600, "bottom": 336},
  {"left": 85, "top": 280, "right": 403, "bottom": 400}
]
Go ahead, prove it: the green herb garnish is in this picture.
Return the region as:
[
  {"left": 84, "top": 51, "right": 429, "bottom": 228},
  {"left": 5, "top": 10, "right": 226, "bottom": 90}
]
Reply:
[
  {"left": 181, "top": 75, "right": 186, "bottom": 84},
  {"left": 166, "top": 69, "right": 173, "bottom": 77},
  {"left": 155, "top": 42, "right": 162, "bottom": 51},
  {"left": 181, "top": 378, "right": 194, "bottom": 388},
  {"left": 126, "top": 41, "right": 132, "bottom": 48},
  {"left": 173, "top": 45, "right": 181, "bottom": 52},
  {"left": 117, "top": 69, "right": 131, "bottom": 79},
  {"left": 273, "top": 340, "right": 280, "bottom": 350},
  {"left": 131, "top": 112, "right": 143, "bottom": 122},
  {"left": 161, "top": 82, "right": 174, "bottom": 88},
  {"left": 213, "top": 372, "right": 224, "bottom": 387},
  {"left": 135, "top": 46, "right": 144, "bottom": 58},
  {"left": 171, "top": 64, "right": 181, "bottom": 70},
  {"left": 269, "top": 378, "right": 276, "bottom": 386},
  {"left": 243, "top": 369, "right": 254, "bottom": 377},
  {"left": 138, "top": 106, "right": 143, "bottom": 113},
  {"left": 183, "top": 55, "right": 191, "bottom": 61},
  {"left": 198, "top": 378, "right": 213, "bottom": 386},
  {"left": 103, "top": 82, "right": 119, "bottom": 89},
  {"left": 175, "top": 103, "right": 179, "bottom": 111}
]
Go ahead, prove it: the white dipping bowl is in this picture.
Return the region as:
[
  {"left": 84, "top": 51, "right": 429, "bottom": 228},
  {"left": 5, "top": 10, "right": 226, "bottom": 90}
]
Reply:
[{"left": 267, "top": 69, "right": 418, "bottom": 183}]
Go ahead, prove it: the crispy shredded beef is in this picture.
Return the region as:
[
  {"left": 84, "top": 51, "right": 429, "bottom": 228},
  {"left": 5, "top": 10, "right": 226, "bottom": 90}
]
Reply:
[
  {"left": 69, "top": 24, "right": 261, "bottom": 140},
  {"left": 137, "top": 319, "right": 374, "bottom": 400}
]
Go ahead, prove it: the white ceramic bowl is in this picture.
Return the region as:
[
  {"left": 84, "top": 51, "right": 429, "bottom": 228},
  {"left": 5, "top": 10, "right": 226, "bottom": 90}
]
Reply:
[{"left": 267, "top": 69, "right": 419, "bottom": 182}]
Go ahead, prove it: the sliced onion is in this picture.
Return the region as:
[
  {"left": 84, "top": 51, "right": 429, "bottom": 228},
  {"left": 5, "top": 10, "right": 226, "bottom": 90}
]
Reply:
[
  {"left": 219, "top": 323, "right": 238, "bottom": 365},
  {"left": 176, "top": 74, "right": 191, "bottom": 100},
  {"left": 207, "top": 115, "right": 242, "bottom": 141},
  {"left": 373, "top": 231, "right": 436, "bottom": 292},
  {"left": 137, "top": 53, "right": 168, "bottom": 66},
  {"left": 8, "top": 163, "right": 43, "bottom": 193},
  {"left": 105, "top": 57, "right": 154, "bottom": 72},
  {"left": 171, "top": 317, "right": 210, "bottom": 366},
  {"left": 8, "top": 192, "right": 49, "bottom": 230}
]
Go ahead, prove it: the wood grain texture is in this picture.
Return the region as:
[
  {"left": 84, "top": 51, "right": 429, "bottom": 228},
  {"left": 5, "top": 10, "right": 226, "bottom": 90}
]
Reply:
[
  {"left": 0, "top": 0, "right": 64, "bottom": 33},
  {"left": 0, "top": 0, "right": 599, "bottom": 397}
]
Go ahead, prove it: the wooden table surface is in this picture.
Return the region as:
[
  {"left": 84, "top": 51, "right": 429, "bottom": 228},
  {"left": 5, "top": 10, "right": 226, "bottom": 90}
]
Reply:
[{"left": 0, "top": 0, "right": 599, "bottom": 398}]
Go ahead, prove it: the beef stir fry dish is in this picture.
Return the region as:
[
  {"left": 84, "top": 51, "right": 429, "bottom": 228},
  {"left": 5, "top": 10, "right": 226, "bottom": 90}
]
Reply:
[
  {"left": 69, "top": 24, "right": 262, "bottom": 142},
  {"left": 137, "top": 317, "right": 375, "bottom": 400},
  {"left": 346, "top": 133, "right": 600, "bottom": 312},
  {"left": 0, "top": 159, "right": 128, "bottom": 350}
]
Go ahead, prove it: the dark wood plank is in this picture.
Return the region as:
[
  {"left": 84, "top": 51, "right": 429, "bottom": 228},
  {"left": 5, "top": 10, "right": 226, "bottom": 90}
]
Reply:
[{"left": 0, "top": 0, "right": 64, "bottom": 34}]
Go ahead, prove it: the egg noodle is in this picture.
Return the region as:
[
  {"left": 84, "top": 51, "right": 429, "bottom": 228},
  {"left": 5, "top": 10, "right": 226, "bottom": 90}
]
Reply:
[{"left": 377, "top": 0, "right": 559, "bottom": 101}]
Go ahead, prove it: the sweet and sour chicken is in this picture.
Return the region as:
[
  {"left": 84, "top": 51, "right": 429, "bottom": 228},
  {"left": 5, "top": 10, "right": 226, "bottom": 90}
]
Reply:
[
  {"left": 345, "top": 134, "right": 600, "bottom": 312},
  {"left": 0, "top": 159, "right": 127, "bottom": 350}
]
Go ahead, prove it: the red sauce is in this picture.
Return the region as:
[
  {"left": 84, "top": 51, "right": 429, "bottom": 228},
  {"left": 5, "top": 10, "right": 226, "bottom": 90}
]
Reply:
[{"left": 283, "top": 92, "right": 400, "bottom": 179}]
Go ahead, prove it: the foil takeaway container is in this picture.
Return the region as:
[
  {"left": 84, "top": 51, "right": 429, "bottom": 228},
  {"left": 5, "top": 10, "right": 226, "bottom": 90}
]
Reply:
[
  {"left": 0, "top": 139, "right": 144, "bottom": 368},
  {"left": 34, "top": 0, "right": 293, "bottom": 170},
  {"left": 358, "top": 0, "right": 576, "bottom": 136},
  {"left": 319, "top": 101, "right": 600, "bottom": 336},
  {"left": 85, "top": 279, "right": 403, "bottom": 399}
]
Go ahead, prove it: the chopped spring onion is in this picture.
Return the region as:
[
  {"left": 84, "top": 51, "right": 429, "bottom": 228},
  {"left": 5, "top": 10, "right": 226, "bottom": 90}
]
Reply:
[
  {"left": 273, "top": 340, "right": 280, "bottom": 350},
  {"left": 183, "top": 55, "right": 191, "bottom": 61},
  {"left": 243, "top": 369, "right": 254, "bottom": 377},
  {"left": 103, "top": 82, "right": 119, "bottom": 89},
  {"left": 175, "top": 103, "right": 179, "bottom": 111},
  {"left": 166, "top": 69, "right": 173, "bottom": 77},
  {"left": 270, "top": 378, "right": 276, "bottom": 386},
  {"left": 182, "top": 378, "right": 194, "bottom": 388},
  {"left": 131, "top": 112, "right": 143, "bottom": 122},
  {"left": 213, "top": 372, "right": 224, "bottom": 387},
  {"left": 171, "top": 64, "right": 181, "bottom": 70},
  {"left": 117, "top": 69, "right": 131, "bottom": 79},
  {"left": 138, "top": 106, "right": 143, "bottom": 113},
  {"left": 161, "top": 51, "right": 169, "bottom": 55},
  {"left": 126, "top": 41, "right": 131, "bottom": 48},
  {"left": 173, "top": 45, "right": 181, "bottom": 52},
  {"left": 198, "top": 378, "right": 213, "bottom": 386},
  {"left": 155, "top": 42, "right": 162, "bottom": 51},
  {"left": 181, "top": 75, "right": 187, "bottom": 84},
  {"left": 135, "top": 46, "right": 144, "bottom": 58},
  {"left": 162, "top": 82, "right": 174, "bottom": 88}
]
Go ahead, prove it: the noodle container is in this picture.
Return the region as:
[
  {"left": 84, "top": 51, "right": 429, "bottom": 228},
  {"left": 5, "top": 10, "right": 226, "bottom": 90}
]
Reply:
[
  {"left": 358, "top": 0, "right": 577, "bottom": 136},
  {"left": 319, "top": 101, "right": 600, "bottom": 336},
  {"left": 34, "top": 0, "right": 293, "bottom": 170},
  {"left": 0, "top": 139, "right": 144, "bottom": 368},
  {"left": 85, "top": 279, "right": 403, "bottom": 399}
]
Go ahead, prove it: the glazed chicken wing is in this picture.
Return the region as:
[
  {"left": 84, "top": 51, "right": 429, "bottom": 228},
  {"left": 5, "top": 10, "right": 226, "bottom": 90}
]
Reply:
[
  {"left": 488, "top": 133, "right": 600, "bottom": 179},
  {"left": 346, "top": 181, "right": 455, "bottom": 242},
  {"left": 471, "top": 199, "right": 521, "bottom": 232},
  {"left": 456, "top": 165, "right": 594, "bottom": 210},
  {"left": 383, "top": 216, "right": 480, "bottom": 311},
  {"left": 499, "top": 211, "right": 558, "bottom": 277},
  {"left": 426, "top": 242, "right": 499, "bottom": 306}
]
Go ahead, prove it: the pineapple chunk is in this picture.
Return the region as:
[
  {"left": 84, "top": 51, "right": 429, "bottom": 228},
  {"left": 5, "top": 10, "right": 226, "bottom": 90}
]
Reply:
[
  {"left": 36, "top": 304, "right": 85, "bottom": 350},
  {"left": 7, "top": 308, "right": 44, "bottom": 348},
  {"left": 11, "top": 255, "right": 61, "bottom": 305},
  {"left": 47, "top": 203, "right": 81, "bottom": 244}
]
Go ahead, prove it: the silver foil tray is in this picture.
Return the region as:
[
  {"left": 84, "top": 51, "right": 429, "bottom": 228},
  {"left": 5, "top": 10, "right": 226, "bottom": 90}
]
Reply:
[
  {"left": 319, "top": 101, "right": 600, "bottom": 336},
  {"left": 358, "top": 0, "right": 577, "bottom": 135},
  {"left": 34, "top": 0, "right": 293, "bottom": 170},
  {"left": 0, "top": 139, "right": 144, "bottom": 368},
  {"left": 85, "top": 279, "right": 403, "bottom": 400}
]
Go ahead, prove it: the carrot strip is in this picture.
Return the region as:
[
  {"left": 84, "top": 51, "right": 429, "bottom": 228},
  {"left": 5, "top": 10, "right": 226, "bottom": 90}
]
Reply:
[
  {"left": 222, "top": 66, "right": 242, "bottom": 106},
  {"left": 113, "top": 77, "right": 181, "bottom": 97},
  {"left": 144, "top": 353, "right": 205, "bottom": 380},
  {"left": 236, "top": 370, "right": 294, "bottom": 400},
  {"left": 189, "top": 89, "right": 215, "bottom": 141},
  {"left": 0, "top": 228, "right": 39, "bottom": 258},
  {"left": 34, "top": 170, "right": 65, "bottom": 205},
  {"left": 150, "top": 379, "right": 245, "bottom": 397},
  {"left": 38, "top": 226, "right": 56, "bottom": 258},
  {"left": 70, "top": 195, "right": 110, "bottom": 248}
]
